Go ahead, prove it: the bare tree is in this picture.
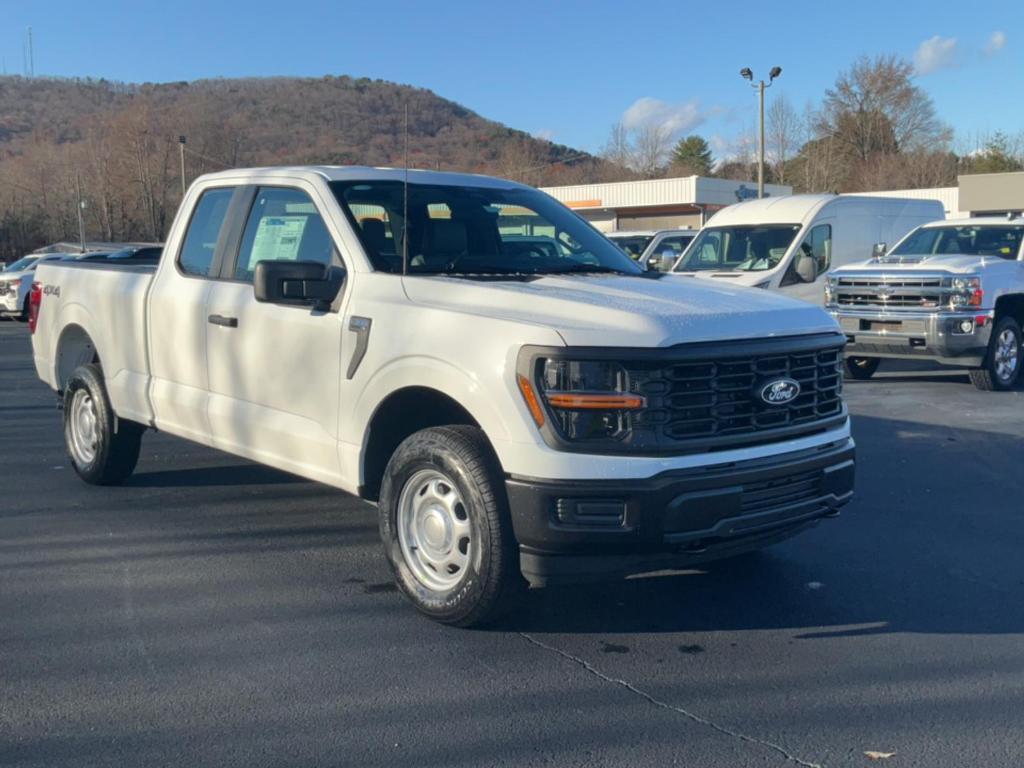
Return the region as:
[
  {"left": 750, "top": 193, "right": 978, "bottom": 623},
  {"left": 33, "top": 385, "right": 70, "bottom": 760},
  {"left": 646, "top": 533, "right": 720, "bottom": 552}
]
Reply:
[
  {"left": 767, "top": 93, "right": 799, "bottom": 184},
  {"left": 601, "top": 122, "right": 634, "bottom": 173},
  {"left": 631, "top": 123, "right": 673, "bottom": 178},
  {"left": 816, "top": 54, "right": 951, "bottom": 163}
]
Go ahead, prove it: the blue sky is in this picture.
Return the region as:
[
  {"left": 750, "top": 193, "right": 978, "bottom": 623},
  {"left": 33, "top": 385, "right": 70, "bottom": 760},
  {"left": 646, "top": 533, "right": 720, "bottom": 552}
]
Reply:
[{"left": 0, "top": 0, "right": 1019, "bottom": 158}]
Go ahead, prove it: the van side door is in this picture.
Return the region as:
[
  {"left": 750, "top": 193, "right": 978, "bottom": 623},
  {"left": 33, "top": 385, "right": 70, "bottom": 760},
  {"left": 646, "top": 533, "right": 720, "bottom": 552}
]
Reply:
[{"left": 778, "top": 221, "right": 833, "bottom": 304}]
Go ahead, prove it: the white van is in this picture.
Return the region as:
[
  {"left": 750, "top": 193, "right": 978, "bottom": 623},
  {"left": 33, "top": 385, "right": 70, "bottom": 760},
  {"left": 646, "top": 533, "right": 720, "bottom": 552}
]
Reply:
[{"left": 669, "top": 195, "right": 944, "bottom": 303}]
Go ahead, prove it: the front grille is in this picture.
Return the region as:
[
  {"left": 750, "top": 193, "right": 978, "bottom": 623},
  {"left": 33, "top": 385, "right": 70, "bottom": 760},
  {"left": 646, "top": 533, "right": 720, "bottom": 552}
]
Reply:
[
  {"left": 834, "top": 275, "right": 947, "bottom": 309},
  {"left": 625, "top": 335, "right": 845, "bottom": 452}
]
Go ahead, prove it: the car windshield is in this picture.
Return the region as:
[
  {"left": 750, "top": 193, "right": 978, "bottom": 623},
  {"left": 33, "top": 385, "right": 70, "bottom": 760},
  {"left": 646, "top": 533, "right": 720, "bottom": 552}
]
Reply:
[
  {"left": 608, "top": 234, "right": 654, "bottom": 260},
  {"left": 674, "top": 224, "right": 801, "bottom": 272},
  {"left": 891, "top": 225, "right": 1024, "bottom": 259},
  {"left": 331, "top": 180, "right": 643, "bottom": 276},
  {"left": 6, "top": 256, "right": 39, "bottom": 272}
]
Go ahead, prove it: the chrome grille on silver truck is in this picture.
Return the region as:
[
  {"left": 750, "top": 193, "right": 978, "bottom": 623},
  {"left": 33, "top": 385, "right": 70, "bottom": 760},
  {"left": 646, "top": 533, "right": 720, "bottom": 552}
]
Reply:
[
  {"left": 627, "top": 334, "right": 846, "bottom": 452},
  {"left": 834, "top": 274, "right": 947, "bottom": 309}
]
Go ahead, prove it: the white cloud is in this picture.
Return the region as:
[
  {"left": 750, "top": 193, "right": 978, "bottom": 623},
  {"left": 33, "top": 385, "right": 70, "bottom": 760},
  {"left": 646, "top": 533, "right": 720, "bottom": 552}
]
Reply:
[
  {"left": 621, "top": 97, "right": 705, "bottom": 137},
  {"left": 914, "top": 35, "right": 958, "bottom": 75},
  {"left": 984, "top": 30, "right": 1006, "bottom": 56}
]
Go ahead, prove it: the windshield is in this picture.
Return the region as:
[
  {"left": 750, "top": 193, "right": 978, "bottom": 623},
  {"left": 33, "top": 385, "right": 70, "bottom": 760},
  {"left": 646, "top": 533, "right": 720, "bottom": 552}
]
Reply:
[
  {"left": 6, "top": 256, "right": 39, "bottom": 272},
  {"left": 675, "top": 224, "right": 801, "bottom": 272},
  {"left": 891, "top": 225, "right": 1024, "bottom": 259},
  {"left": 331, "top": 181, "right": 643, "bottom": 276},
  {"left": 608, "top": 234, "right": 654, "bottom": 260}
]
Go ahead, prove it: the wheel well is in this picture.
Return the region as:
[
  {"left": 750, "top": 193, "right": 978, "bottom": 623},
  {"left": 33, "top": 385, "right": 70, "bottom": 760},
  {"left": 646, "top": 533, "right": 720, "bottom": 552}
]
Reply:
[
  {"left": 361, "top": 387, "right": 481, "bottom": 501},
  {"left": 56, "top": 325, "right": 99, "bottom": 391},
  {"left": 995, "top": 295, "right": 1024, "bottom": 327}
]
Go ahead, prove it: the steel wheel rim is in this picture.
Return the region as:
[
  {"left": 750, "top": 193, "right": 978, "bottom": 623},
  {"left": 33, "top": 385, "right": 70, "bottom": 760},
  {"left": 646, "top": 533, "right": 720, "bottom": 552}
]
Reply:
[
  {"left": 397, "top": 469, "right": 473, "bottom": 592},
  {"left": 994, "top": 328, "right": 1019, "bottom": 382},
  {"left": 68, "top": 389, "right": 99, "bottom": 465}
]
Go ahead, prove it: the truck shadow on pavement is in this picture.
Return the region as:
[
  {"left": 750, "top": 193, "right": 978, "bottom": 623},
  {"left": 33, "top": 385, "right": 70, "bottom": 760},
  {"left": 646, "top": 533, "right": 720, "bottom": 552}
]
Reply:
[
  {"left": 125, "top": 463, "right": 303, "bottom": 488},
  {"left": 495, "top": 412, "right": 1024, "bottom": 637}
]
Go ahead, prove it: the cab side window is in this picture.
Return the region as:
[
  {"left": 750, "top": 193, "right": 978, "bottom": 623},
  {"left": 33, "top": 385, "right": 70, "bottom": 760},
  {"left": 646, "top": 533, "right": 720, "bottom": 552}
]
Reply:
[
  {"left": 178, "top": 187, "right": 234, "bottom": 277},
  {"left": 234, "top": 187, "right": 335, "bottom": 282}
]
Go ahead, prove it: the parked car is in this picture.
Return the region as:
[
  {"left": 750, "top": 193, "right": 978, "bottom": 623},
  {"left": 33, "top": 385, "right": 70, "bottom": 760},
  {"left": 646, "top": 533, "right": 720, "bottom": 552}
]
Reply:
[
  {"left": 827, "top": 216, "right": 1024, "bottom": 390},
  {"left": 671, "top": 195, "right": 944, "bottom": 304},
  {"left": 30, "top": 166, "right": 855, "bottom": 626},
  {"left": 77, "top": 245, "right": 164, "bottom": 263},
  {"left": 0, "top": 253, "right": 75, "bottom": 320},
  {"left": 606, "top": 230, "right": 657, "bottom": 260},
  {"left": 639, "top": 228, "right": 698, "bottom": 272}
]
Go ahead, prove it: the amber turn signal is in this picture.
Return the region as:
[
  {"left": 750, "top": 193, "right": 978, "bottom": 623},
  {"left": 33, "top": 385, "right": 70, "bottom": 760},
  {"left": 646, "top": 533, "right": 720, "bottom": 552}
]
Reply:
[
  {"left": 545, "top": 393, "right": 646, "bottom": 410},
  {"left": 517, "top": 375, "right": 546, "bottom": 427}
]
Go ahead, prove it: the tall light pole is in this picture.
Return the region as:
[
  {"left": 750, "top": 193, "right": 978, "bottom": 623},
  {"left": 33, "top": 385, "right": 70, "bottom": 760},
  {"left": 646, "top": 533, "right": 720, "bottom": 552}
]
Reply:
[
  {"left": 739, "top": 66, "right": 782, "bottom": 199},
  {"left": 179, "top": 136, "right": 187, "bottom": 198}
]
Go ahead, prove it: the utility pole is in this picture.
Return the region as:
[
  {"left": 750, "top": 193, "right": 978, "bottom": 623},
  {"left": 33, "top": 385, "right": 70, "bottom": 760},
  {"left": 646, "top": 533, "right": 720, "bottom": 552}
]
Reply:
[
  {"left": 739, "top": 66, "right": 782, "bottom": 199},
  {"left": 75, "top": 174, "right": 86, "bottom": 253},
  {"left": 27, "top": 27, "right": 34, "bottom": 77},
  {"left": 179, "top": 136, "right": 187, "bottom": 198}
]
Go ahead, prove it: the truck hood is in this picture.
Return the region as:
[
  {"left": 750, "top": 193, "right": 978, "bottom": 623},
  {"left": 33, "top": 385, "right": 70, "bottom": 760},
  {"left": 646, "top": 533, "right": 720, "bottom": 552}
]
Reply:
[
  {"left": 670, "top": 270, "right": 768, "bottom": 287},
  {"left": 836, "top": 254, "right": 991, "bottom": 275},
  {"left": 403, "top": 274, "right": 837, "bottom": 347},
  {"left": 0, "top": 269, "right": 33, "bottom": 283}
]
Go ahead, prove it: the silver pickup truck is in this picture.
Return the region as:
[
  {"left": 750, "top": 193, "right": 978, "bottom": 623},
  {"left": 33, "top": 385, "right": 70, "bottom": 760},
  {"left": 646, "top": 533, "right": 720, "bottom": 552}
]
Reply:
[{"left": 826, "top": 216, "right": 1024, "bottom": 390}]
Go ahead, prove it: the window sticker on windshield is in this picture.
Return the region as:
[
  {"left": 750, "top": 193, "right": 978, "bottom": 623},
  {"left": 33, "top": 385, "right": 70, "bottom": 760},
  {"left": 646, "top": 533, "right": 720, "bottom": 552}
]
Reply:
[{"left": 248, "top": 215, "right": 308, "bottom": 268}]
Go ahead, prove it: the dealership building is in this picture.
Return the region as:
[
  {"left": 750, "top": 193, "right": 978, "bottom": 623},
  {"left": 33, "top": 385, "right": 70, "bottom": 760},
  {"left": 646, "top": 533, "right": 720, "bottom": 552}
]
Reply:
[
  {"left": 540, "top": 176, "right": 792, "bottom": 232},
  {"left": 542, "top": 170, "right": 1024, "bottom": 231}
]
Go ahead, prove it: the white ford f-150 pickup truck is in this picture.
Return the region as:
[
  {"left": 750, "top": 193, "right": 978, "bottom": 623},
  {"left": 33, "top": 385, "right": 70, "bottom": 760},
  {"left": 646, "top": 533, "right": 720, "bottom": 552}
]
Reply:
[
  {"left": 827, "top": 216, "right": 1024, "bottom": 390},
  {"left": 30, "top": 166, "right": 855, "bottom": 626}
]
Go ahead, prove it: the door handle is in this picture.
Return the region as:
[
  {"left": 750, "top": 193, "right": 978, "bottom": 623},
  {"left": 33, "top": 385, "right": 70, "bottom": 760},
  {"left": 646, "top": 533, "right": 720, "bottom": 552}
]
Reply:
[{"left": 208, "top": 314, "right": 238, "bottom": 328}]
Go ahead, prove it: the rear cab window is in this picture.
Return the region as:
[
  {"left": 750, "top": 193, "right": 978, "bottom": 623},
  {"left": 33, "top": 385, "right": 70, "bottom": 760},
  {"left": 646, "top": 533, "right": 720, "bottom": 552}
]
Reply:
[{"left": 178, "top": 188, "right": 234, "bottom": 277}]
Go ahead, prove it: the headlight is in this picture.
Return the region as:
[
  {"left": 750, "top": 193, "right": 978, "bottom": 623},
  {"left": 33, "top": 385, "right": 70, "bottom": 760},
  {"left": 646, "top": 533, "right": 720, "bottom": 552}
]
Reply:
[
  {"left": 948, "top": 276, "right": 982, "bottom": 309},
  {"left": 534, "top": 359, "right": 645, "bottom": 441},
  {"left": 824, "top": 278, "right": 836, "bottom": 305}
]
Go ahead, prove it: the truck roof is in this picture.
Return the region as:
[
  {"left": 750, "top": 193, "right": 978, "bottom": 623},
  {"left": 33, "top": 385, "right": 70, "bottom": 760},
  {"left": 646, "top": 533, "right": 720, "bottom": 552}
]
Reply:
[{"left": 194, "top": 165, "right": 533, "bottom": 190}]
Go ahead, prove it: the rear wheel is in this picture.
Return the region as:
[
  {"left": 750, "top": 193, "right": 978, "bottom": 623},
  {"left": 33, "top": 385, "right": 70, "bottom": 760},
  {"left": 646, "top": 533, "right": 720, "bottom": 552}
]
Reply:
[
  {"left": 64, "top": 363, "right": 145, "bottom": 485},
  {"left": 19, "top": 296, "right": 30, "bottom": 322},
  {"left": 379, "top": 425, "right": 524, "bottom": 627},
  {"left": 970, "top": 317, "right": 1021, "bottom": 391},
  {"left": 845, "top": 356, "right": 880, "bottom": 380}
]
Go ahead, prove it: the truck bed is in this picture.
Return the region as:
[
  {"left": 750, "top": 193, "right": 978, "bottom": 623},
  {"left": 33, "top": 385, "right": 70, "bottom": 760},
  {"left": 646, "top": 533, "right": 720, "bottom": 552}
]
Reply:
[{"left": 32, "top": 261, "right": 157, "bottom": 426}]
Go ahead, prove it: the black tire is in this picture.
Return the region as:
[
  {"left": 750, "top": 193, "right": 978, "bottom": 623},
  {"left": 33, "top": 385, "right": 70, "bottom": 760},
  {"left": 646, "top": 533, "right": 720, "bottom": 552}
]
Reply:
[
  {"left": 378, "top": 425, "right": 524, "bottom": 627},
  {"left": 969, "top": 316, "right": 1022, "bottom": 391},
  {"left": 63, "top": 363, "right": 145, "bottom": 485},
  {"left": 845, "top": 356, "right": 880, "bottom": 380},
  {"left": 18, "top": 296, "right": 30, "bottom": 322}
]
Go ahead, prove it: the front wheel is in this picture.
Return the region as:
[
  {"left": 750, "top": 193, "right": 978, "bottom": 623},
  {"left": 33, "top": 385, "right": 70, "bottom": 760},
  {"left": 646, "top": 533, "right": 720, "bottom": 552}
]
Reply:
[
  {"left": 378, "top": 426, "right": 524, "bottom": 627},
  {"left": 970, "top": 317, "right": 1022, "bottom": 391},
  {"left": 845, "top": 356, "right": 880, "bottom": 380},
  {"left": 64, "top": 363, "right": 145, "bottom": 485}
]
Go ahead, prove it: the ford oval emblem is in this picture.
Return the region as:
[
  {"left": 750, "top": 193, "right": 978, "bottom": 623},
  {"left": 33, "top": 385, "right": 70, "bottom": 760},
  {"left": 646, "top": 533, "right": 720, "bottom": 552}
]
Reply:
[{"left": 758, "top": 378, "right": 801, "bottom": 406}]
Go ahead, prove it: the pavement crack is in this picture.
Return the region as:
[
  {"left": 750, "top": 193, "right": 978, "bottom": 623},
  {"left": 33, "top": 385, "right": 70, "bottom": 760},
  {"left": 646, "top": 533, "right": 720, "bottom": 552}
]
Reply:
[{"left": 519, "top": 632, "right": 822, "bottom": 768}]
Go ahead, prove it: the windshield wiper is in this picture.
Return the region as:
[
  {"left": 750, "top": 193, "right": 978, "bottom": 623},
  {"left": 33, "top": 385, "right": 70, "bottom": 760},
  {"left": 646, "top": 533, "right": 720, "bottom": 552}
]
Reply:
[{"left": 535, "top": 264, "right": 631, "bottom": 275}]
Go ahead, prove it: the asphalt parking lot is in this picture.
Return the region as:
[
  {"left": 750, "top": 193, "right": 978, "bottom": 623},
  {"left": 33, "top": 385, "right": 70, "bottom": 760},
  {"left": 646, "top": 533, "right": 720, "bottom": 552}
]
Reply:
[{"left": 2, "top": 319, "right": 1023, "bottom": 768}]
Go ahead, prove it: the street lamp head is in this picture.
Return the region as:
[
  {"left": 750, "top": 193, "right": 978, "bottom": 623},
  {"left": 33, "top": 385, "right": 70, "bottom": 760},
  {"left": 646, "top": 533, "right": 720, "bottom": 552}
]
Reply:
[
  {"left": 769, "top": 66, "right": 782, "bottom": 81},
  {"left": 739, "top": 67, "right": 753, "bottom": 81}
]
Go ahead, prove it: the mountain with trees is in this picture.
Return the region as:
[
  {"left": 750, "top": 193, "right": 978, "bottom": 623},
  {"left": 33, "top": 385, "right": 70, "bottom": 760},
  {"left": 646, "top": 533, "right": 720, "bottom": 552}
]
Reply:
[{"left": 0, "top": 75, "right": 611, "bottom": 259}]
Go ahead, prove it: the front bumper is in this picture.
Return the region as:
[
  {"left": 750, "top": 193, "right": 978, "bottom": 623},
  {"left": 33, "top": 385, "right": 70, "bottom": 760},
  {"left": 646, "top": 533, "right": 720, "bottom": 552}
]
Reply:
[
  {"left": 829, "top": 308, "right": 993, "bottom": 366},
  {"left": 1, "top": 293, "right": 22, "bottom": 315},
  {"left": 505, "top": 436, "right": 854, "bottom": 586}
]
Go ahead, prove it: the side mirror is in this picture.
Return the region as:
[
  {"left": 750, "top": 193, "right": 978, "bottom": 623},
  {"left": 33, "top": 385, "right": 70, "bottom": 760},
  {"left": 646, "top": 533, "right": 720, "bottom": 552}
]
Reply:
[
  {"left": 872, "top": 242, "right": 887, "bottom": 259},
  {"left": 254, "top": 260, "right": 344, "bottom": 310},
  {"left": 795, "top": 252, "right": 818, "bottom": 283}
]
